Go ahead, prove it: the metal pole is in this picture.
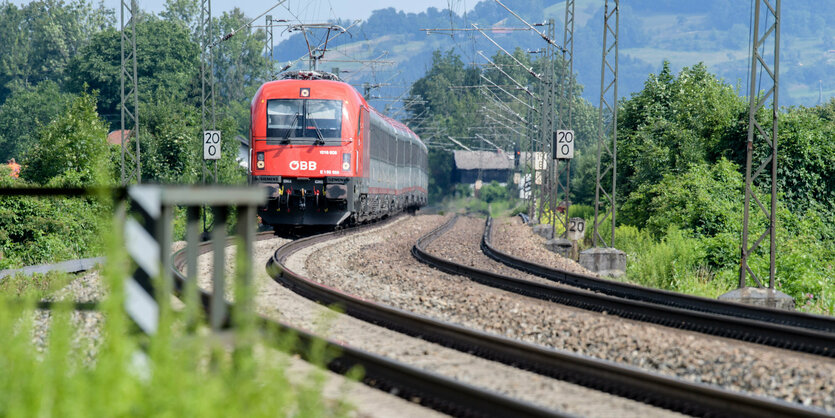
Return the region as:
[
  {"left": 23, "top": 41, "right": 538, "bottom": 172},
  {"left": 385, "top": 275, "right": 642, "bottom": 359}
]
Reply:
[
  {"left": 740, "top": 0, "right": 780, "bottom": 289},
  {"left": 200, "top": 0, "right": 216, "bottom": 232},
  {"left": 555, "top": 0, "right": 574, "bottom": 238},
  {"left": 592, "top": 0, "right": 618, "bottom": 248},
  {"left": 546, "top": 19, "right": 558, "bottom": 233},
  {"left": 120, "top": 0, "right": 140, "bottom": 185}
]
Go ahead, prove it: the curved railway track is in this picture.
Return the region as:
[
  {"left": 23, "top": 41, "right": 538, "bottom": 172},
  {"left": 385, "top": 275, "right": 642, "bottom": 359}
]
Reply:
[
  {"left": 482, "top": 217, "right": 835, "bottom": 333},
  {"left": 268, "top": 215, "right": 825, "bottom": 417},
  {"left": 170, "top": 220, "right": 558, "bottom": 418},
  {"left": 412, "top": 215, "right": 835, "bottom": 358}
]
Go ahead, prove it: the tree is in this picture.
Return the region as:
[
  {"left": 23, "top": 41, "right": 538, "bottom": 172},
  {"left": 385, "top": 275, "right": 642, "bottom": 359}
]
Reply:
[
  {"left": 0, "top": 0, "right": 112, "bottom": 103},
  {"left": 617, "top": 62, "right": 745, "bottom": 199},
  {"left": 24, "top": 91, "right": 110, "bottom": 185},
  {"left": 65, "top": 17, "right": 200, "bottom": 123},
  {"left": 0, "top": 81, "right": 75, "bottom": 161},
  {"left": 212, "top": 8, "right": 270, "bottom": 134}
]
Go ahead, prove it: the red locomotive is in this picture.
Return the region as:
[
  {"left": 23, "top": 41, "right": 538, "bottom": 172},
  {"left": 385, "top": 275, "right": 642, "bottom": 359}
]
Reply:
[{"left": 250, "top": 71, "right": 428, "bottom": 228}]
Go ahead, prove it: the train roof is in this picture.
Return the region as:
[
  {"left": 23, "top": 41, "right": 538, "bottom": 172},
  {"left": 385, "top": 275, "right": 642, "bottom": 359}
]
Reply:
[{"left": 257, "top": 71, "right": 423, "bottom": 145}]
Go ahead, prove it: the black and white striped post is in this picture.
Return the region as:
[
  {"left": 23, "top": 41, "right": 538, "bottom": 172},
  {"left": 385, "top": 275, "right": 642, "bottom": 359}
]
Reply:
[{"left": 123, "top": 186, "right": 266, "bottom": 334}]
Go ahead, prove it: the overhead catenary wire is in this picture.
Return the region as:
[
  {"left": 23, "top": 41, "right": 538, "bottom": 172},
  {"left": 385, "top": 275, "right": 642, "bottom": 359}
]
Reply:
[
  {"left": 212, "top": 0, "right": 288, "bottom": 47},
  {"left": 478, "top": 51, "right": 534, "bottom": 97},
  {"left": 471, "top": 23, "right": 541, "bottom": 80}
]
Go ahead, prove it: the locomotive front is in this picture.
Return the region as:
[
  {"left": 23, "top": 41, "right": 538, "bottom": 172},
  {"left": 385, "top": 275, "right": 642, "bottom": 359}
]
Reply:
[{"left": 250, "top": 72, "right": 364, "bottom": 227}]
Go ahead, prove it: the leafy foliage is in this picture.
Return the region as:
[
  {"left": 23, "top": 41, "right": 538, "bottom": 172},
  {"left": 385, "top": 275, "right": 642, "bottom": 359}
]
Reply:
[
  {"left": 611, "top": 63, "right": 835, "bottom": 313},
  {"left": 24, "top": 92, "right": 110, "bottom": 186},
  {"left": 618, "top": 62, "right": 745, "bottom": 198},
  {"left": 478, "top": 181, "right": 509, "bottom": 203},
  {"left": 65, "top": 17, "right": 200, "bottom": 124},
  {"left": 0, "top": 81, "right": 75, "bottom": 161},
  {"left": 0, "top": 0, "right": 113, "bottom": 103}
]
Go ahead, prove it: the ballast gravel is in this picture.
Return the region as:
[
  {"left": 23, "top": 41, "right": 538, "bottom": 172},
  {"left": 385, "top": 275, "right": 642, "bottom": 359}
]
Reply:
[
  {"left": 426, "top": 216, "right": 580, "bottom": 288},
  {"left": 300, "top": 214, "right": 835, "bottom": 412},
  {"left": 491, "top": 216, "right": 597, "bottom": 276},
  {"left": 196, "top": 223, "right": 676, "bottom": 417},
  {"left": 31, "top": 271, "right": 106, "bottom": 364}
]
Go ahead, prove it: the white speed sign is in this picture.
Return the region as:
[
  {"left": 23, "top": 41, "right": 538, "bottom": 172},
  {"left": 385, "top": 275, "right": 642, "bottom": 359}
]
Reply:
[
  {"left": 554, "top": 130, "right": 574, "bottom": 160},
  {"left": 203, "top": 130, "right": 221, "bottom": 160}
]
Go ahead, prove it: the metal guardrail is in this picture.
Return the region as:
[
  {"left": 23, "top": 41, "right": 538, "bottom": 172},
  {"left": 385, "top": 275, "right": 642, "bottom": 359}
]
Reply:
[
  {"left": 122, "top": 185, "right": 265, "bottom": 334},
  {"left": 482, "top": 217, "right": 835, "bottom": 333},
  {"left": 0, "top": 257, "right": 105, "bottom": 280},
  {"left": 414, "top": 216, "right": 835, "bottom": 357},
  {"left": 270, "top": 215, "right": 827, "bottom": 418}
]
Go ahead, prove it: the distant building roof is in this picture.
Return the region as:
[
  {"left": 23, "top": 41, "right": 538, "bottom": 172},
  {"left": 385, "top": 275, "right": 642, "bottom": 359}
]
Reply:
[
  {"left": 106, "top": 130, "right": 131, "bottom": 145},
  {"left": 453, "top": 150, "right": 514, "bottom": 171}
]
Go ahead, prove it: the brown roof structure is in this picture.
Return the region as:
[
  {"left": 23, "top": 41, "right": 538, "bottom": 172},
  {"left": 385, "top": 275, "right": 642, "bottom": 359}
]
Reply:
[
  {"left": 106, "top": 130, "right": 131, "bottom": 145},
  {"left": 453, "top": 150, "right": 514, "bottom": 171}
]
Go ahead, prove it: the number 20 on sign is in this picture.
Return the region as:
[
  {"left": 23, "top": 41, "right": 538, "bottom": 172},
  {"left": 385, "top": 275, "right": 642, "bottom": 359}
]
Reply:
[
  {"left": 553, "top": 130, "right": 574, "bottom": 160},
  {"left": 203, "top": 130, "right": 221, "bottom": 160}
]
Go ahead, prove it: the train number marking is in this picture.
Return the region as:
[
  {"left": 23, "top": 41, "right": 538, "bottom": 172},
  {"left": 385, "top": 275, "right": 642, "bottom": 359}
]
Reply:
[
  {"left": 319, "top": 150, "right": 337, "bottom": 155},
  {"left": 289, "top": 160, "right": 317, "bottom": 171}
]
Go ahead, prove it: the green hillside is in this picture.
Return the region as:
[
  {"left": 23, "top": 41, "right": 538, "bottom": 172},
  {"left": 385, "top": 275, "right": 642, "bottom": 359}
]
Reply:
[{"left": 275, "top": 0, "right": 834, "bottom": 110}]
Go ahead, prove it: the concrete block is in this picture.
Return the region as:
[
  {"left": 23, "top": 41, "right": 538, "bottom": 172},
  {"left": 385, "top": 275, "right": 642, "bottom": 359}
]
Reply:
[
  {"left": 579, "top": 247, "right": 626, "bottom": 278},
  {"left": 532, "top": 224, "right": 554, "bottom": 240},
  {"left": 545, "top": 238, "right": 573, "bottom": 258},
  {"left": 718, "top": 287, "right": 795, "bottom": 311}
]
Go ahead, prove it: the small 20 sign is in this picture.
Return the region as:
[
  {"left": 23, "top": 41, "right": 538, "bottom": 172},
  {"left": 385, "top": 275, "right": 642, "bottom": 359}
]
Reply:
[
  {"left": 553, "top": 130, "right": 574, "bottom": 160},
  {"left": 567, "top": 217, "right": 585, "bottom": 241},
  {"left": 203, "top": 130, "right": 221, "bottom": 160}
]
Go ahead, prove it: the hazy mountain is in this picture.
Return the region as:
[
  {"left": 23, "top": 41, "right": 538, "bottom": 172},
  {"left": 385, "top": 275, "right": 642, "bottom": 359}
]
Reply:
[{"left": 273, "top": 0, "right": 835, "bottom": 116}]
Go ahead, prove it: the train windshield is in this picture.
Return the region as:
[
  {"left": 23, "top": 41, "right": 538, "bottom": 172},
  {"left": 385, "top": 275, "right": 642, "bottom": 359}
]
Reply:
[{"left": 266, "top": 99, "right": 342, "bottom": 143}]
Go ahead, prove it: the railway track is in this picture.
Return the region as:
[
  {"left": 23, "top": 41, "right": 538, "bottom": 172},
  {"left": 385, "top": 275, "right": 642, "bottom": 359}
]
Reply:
[
  {"left": 269, "top": 215, "right": 825, "bottom": 417},
  {"left": 412, "top": 215, "right": 835, "bottom": 358},
  {"left": 482, "top": 217, "right": 835, "bottom": 333},
  {"left": 171, "top": 219, "right": 558, "bottom": 418}
]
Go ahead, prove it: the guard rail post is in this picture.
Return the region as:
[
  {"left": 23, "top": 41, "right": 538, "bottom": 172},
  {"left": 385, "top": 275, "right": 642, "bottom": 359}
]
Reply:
[{"left": 124, "top": 186, "right": 266, "bottom": 335}]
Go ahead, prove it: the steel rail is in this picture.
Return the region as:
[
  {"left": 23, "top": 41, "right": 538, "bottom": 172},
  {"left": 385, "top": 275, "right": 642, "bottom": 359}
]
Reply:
[
  {"left": 481, "top": 217, "right": 835, "bottom": 333},
  {"left": 413, "top": 216, "right": 834, "bottom": 357},
  {"left": 170, "top": 222, "right": 558, "bottom": 418},
  {"left": 269, "top": 215, "right": 826, "bottom": 417}
]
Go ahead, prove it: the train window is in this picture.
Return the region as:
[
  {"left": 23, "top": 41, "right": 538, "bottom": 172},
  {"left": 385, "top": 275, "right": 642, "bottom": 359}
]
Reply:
[
  {"left": 266, "top": 99, "right": 303, "bottom": 138},
  {"left": 305, "top": 100, "right": 342, "bottom": 139},
  {"left": 266, "top": 99, "right": 342, "bottom": 143}
]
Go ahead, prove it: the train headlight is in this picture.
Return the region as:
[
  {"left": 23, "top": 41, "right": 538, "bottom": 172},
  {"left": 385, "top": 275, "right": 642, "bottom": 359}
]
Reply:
[
  {"left": 342, "top": 153, "right": 350, "bottom": 171},
  {"left": 256, "top": 152, "right": 265, "bottom": 170}
]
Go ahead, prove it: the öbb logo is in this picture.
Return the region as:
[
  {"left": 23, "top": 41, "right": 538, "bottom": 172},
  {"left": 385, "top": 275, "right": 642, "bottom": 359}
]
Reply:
[{"left": 289, "top": 160, "right": 317, "bottom": 171}]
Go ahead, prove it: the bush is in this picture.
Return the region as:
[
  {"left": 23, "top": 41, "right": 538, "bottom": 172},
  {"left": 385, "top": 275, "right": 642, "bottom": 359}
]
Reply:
[
  {"left": 621, "top": 158, "right": 742, "bottom": 238},
  {"left": 478, "top": 181, "right": 509, "bottom": 203},
  {"left": 615, "top": 225, "right": 731, "bottom": 296},
  {"left": 23, "top": 92, "right": 111, "bottom": 186}
]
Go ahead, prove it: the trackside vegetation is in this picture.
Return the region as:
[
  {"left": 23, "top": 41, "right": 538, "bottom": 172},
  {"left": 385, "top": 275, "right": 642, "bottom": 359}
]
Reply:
[
  {"left": 0, "top": 1, "right": 258, "bottom": 269},
  {"left": 0, "top": 221, "right": 354, "bottom": 417},
  {"left": 411, "top": 52, "right": 834, "bottom": 314},
  {"left": 0, "top": 2, "right": 355, "bottom": 414}
]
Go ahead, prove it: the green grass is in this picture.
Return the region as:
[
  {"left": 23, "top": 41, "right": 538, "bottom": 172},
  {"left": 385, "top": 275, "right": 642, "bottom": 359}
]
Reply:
[
  {"left": 0, "top": 218, "right": 355, "bottom": 417},
  {"left": 0, "top": 271, "right": 79, "bottom": 299}
]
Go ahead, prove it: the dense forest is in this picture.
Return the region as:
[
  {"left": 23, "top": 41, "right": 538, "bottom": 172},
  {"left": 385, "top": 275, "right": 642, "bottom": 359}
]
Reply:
[{"left": 0, "top": 0, "right": 264, "bottom": 268}]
